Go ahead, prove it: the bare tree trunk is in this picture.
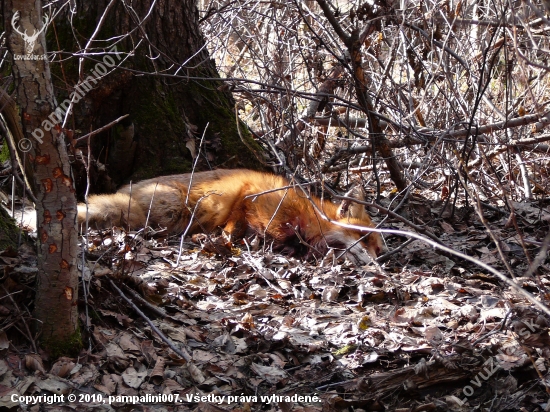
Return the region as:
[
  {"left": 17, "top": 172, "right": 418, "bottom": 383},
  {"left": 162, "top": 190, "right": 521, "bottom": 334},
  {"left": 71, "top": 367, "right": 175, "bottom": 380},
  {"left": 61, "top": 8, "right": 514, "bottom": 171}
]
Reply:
[
  {"left": 48, "top": 0, "right": 264, "bottom": 194},
  {"left": 5, "top": 0, "right": 80, "bottom": 354}
]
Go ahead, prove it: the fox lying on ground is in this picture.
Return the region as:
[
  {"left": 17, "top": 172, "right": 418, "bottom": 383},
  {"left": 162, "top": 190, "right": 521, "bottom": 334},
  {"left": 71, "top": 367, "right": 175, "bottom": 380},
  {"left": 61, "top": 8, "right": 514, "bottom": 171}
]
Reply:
[{"left": 77, "top": 169, "right": 383, "bottom": 263}]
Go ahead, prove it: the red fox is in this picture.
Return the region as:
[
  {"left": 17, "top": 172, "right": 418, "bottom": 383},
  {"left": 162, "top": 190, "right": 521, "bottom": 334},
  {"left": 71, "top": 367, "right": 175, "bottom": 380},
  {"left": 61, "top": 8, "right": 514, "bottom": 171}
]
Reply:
[{"left": 77, "top": 169, "right": 383, "bottom": 263}]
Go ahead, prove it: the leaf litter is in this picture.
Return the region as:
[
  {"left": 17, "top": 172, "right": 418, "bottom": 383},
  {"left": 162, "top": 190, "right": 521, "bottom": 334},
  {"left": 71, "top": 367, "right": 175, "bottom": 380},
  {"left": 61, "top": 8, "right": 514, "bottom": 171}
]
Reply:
[{"left": 1, "top": 198, "right": 550, "bottom": 411}]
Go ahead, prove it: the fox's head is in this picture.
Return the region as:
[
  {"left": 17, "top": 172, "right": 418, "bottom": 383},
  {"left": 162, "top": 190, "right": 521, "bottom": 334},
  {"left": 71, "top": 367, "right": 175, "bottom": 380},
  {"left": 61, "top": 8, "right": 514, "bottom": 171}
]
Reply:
[{"left": 325, "top": 189, "right": 384, "bottom": 264}]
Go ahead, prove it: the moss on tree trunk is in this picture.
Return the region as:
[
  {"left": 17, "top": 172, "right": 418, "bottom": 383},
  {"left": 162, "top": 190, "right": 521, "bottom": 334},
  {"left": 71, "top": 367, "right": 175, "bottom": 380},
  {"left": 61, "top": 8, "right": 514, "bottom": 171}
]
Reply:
[
  {"left": 0, "top": 207, "right": 18, "bottom": 250},
  {"left": 46, "top": 0, "right": 265, "bottom": 195}
]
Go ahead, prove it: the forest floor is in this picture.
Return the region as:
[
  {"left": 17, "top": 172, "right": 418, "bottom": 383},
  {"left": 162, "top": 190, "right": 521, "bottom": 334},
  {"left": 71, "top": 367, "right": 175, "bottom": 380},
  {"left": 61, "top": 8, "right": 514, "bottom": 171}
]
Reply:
[{"left": 1, "top": 194, "right": 550, "bottom": 411}]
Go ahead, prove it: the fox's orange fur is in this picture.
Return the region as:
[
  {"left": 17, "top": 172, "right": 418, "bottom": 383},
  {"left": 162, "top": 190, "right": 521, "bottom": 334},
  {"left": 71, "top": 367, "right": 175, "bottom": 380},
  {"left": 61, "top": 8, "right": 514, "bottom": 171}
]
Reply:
[{"left": 78, "top": 169, "right": 383, "bottom": 263}]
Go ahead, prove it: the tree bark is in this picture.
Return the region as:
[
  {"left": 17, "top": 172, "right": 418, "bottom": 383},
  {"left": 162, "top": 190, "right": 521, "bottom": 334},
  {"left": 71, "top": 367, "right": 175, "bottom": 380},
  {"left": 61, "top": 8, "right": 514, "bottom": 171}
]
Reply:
[
  {"left": 5, "top": 0, "right": 80, "bottom": 354},
  {"left": 47, "top": 0, "right": 264, "bottom": 194}
]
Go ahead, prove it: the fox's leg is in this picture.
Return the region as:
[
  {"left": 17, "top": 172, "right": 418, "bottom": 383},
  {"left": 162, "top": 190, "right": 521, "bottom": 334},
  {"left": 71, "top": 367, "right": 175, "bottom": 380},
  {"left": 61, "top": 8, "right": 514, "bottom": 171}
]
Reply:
[{"left": 222, "top": 185, "right": 251, "bottom": 239}]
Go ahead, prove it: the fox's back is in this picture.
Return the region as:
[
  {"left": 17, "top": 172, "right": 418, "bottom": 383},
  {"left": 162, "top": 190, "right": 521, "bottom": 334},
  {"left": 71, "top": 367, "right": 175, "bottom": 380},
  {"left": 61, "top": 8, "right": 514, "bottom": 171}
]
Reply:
[
  {"left": 78, "top": 169, "right": 383, "bottom": 262},
  {"left": 115, "top": 169, "right": 291, "bottom": 233}
]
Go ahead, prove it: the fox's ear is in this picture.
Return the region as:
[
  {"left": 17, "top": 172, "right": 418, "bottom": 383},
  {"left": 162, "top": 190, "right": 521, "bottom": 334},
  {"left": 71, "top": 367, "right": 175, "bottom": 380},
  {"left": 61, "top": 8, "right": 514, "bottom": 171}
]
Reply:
[{"left": 337, "top": 186, "right": 366, "bottom": 219}]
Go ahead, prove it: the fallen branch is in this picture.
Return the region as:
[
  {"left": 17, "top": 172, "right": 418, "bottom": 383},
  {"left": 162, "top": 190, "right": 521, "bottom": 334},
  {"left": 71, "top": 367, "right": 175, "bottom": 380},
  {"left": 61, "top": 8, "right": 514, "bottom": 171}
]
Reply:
[{"left": 108, "top": 277, "right": 192, "bottom": 363}]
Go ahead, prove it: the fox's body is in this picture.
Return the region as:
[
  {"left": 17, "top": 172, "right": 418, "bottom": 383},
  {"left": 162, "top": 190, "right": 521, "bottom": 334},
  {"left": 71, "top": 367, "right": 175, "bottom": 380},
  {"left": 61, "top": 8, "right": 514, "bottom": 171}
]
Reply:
[{"left": 78, "top": 169, "right": 383, "bottom": 263}]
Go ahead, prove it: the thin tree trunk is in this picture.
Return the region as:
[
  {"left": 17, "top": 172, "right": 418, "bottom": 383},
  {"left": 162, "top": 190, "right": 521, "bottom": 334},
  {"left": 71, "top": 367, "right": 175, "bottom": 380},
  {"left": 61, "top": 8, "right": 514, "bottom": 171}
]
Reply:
[
  {"left": 5, "top": 0, "right": 80, "bottom": 354},
  {"left": 315, "top": 0, "right": 408, "bottom": 192},
  {"left": 348, "top": 33, "right": 407, "bottom": 192}
]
